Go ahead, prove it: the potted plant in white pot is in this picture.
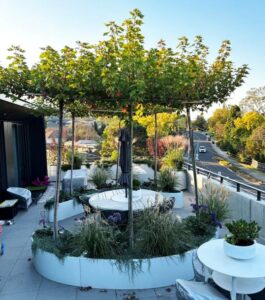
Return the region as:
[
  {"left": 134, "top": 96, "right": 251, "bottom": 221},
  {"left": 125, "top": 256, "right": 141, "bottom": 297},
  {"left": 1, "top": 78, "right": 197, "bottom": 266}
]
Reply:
[
  {"left": 90, "top": 167, "right": 110, "bottom": 190},
  {"left": 158, "top": 168, "right": 183, "bottom": 208},
  {"left": 224, "top": 219, "right": 261, "bottom": 260},
  {"left": 132, "top": 178, "right": 142, "bottom": 199},
  {"left": 161, "top": 149, "right": 187, "bottom": 190}
]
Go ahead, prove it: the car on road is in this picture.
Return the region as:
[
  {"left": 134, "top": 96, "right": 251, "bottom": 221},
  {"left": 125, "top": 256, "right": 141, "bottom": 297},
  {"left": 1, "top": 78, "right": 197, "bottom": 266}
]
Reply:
[{"left": 199, "top": 145, "right": 207, "bottom": 153}]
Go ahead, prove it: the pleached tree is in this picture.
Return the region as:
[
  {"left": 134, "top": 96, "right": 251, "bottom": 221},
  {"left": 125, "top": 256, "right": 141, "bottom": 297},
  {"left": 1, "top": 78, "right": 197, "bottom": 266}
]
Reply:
[
  {"left": 168, "top": 36, "right": 249, "bottom": 206},
  {"left": 30, "top": 44, "right": 104, "bottom": 240},
  {"left": 96, "top": 9, "right": 148, "bottom": 248}
]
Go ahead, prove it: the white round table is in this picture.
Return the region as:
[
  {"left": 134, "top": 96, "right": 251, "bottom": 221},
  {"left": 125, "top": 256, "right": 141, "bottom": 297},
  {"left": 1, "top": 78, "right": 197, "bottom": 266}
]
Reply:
[
  {"left": 198, "top": 239, "right": 265, "bottom": 300},
  {"left": 89, "top": 189, "right": 162, "bottom": 211}
]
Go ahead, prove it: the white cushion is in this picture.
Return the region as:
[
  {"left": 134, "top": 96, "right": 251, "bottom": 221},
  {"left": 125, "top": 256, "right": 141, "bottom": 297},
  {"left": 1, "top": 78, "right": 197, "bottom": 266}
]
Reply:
[
  {"left": 176, "top": 279, "right": 227, "bottom": 300},
  {"left": 7, "top": 187, "right": 31, "bottom": 200}
]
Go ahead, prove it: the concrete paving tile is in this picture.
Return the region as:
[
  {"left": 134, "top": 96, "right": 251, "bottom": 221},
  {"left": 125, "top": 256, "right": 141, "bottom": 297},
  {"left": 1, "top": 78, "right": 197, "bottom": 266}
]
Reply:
[
  {"left": 0, "top": 258, "right": 17, "bottom": 276},
  {"left": 116, "top": 289, "right": 157, "bottom": 299},
  {"left": 2, "top": 236, "right": 28, "bottom": 248},
  {"left": 37, "top": 279, "right": 77, "bottom": 300},
  {"left": 1, "top": 260, "right": 42, "bottom": 294},
  {"left": 0, "top": 291, "right": 37, "bottom": 300},
  {"left": 77, "top": 288, "right": 117, "bottom": 300},
  {"left": 0, "top": 275, "right": 8, "bottom": 292},
  {"left": 20, "top": 246, "right": 33, "bottom": 260},
  {"left": 155, "top": 286, "right": 175, "bottom": 297},
  {"left": 38, "top": 277, "right": 77, "bottom": 294},
  {"left": 0, "top": 246, "right": 24, "bottom": 261}
]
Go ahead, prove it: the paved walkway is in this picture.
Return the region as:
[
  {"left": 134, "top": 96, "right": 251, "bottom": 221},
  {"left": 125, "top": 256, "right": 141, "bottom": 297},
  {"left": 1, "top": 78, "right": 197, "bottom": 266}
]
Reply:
[{"left": 0, "top": 186, "right": 195, "bottom": 300}]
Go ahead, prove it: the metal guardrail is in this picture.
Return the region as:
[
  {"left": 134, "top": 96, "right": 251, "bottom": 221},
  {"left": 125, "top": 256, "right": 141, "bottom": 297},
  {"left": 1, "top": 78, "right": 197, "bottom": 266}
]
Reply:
[{"left": 184, "top": 162, "right": 265, "bottom": 201}]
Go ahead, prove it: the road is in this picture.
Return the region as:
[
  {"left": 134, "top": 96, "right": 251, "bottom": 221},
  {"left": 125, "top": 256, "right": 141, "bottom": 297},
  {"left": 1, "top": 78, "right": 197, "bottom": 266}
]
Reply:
[{"left": 187, "top": 131, "right": 265, "bottom": 198}]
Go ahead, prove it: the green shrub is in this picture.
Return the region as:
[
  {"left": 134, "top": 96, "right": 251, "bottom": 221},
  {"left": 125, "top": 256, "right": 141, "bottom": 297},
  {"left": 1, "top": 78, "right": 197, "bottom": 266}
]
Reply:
[
  {"left": 65, "top": 151, "right": 82, "bottom": 169},
  {"left": 162, "top": 149, "right": 184, "bottom": 170},
  {"left": 90, "top": 167, "right": 109, "bottom": 189},
  {"left": 184, "top": 216, "right": 216, "bottom": 239},
  {"left": 157, "top": 168, "right": 177, "bottom": 192},
  {"left": 134, "top": 208, "right": 186, "bottom": 257},
  {"left": 32, "top": 211, "right": 216, "bottom": 260},
  {"left": 76, "top": 222, "right": 116, "bottom": 258},
  {"left": 61, "top": 164, "right": 71, "bottom": 172},
  {"left": 133, "top": 157, "right": 153, "bottom": 167},
  {"left": 133, "top": 179, "right": 141, "bottom": 191},
  {"left": 110, "top": 150, "right": 118, "bottom": 162},
  {"left": 34, "top": 227, "right": 53, "bottom": 238}
]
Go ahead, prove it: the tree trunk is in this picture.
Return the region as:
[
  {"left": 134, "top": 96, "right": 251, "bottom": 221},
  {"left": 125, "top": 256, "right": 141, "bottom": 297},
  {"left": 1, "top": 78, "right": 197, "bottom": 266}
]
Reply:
[
  {"left": 186, "top": 106, "right": 199, "bottom": 208},
  {"left": 154, "top": 113, "right": 158, "bottom": 189},
  {"left": 116, "top": 141, "right": 120, "bottom": 186},
  {"left": 116, "top": 121, "right": 121, "bottom": 186},
  {"left": 128, "top": 105, "right": 134, "bottom": 249},
  {"left": 70, "top": 113, "right": 75, "bottom": 196},
  {"left": 54, "top": 100, "right": 64, "bottom": 240}
]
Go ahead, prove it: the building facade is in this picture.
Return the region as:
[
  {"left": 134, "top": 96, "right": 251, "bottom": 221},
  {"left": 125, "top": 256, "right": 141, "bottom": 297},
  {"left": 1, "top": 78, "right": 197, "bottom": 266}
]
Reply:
[{"left": 0, "top": 99, "right": 47, "bottom": 197}]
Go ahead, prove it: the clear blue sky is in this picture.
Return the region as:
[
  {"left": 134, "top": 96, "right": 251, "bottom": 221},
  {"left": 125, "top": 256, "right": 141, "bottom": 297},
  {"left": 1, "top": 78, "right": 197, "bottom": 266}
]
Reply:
[{"left": 0, "top": 0, "right": 264, "bottom": 117}]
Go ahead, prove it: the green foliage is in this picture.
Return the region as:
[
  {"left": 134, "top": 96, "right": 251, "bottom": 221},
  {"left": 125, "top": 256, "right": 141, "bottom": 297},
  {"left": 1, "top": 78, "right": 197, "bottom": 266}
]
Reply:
[
  {"left": 225, "top": 219, "right": 261, "bottom": 245},
  {"left": 75, "top": 222, "right": 119, "bottom": 258},
  {"left": 157, "top": 168, "right": 177, "bottom": 192},
  {"left": 184, "top": 216, "right": 216, "bottom": 245},
  {"left": 133, "top": 157, "right": 153, "bottom": 167},
  {"left": 90, "top": 167, "right": 109, "bottom": 189},
  {"left": 162, "top": 148, "right": 184, "bottom": 170},
  {"left": 34, "top": 227, "right": 53, "bottom": 238},
  {"left": 110, "top": 150, "right": 118, "bottom": 162},
  {"left": 134, "top": 209, "right": 187, "bottom": 257},
  {"left": 2, "top": 46, "right": 30, "bottom": 100},
  {"left": 199, "top": 181, "right": 230, "bottom": 222},
  {"left": 246, "top": 125, "right": 265, "bottom": 162},
  {"left": 65, "top": 151, "right": 82, "bottom": 169},
  {"left": 134, "top": 112, "right": 179, "bottom": 137},
  {"left": 61, "top": 164, "right": 71, "bottom": 172},
  {"left": 100, "top": 116, "right": 123, "bottom": 158},
  {"left": 209, "top": 106, "right": 265, "bottom": 159},
  {"left": 192, "top": 115, "right": 208, "bottom": 131},
  {"left": 208, "top": 107, "right": 230, "bottom": 141},
  {"left": 32, "top": 211, "right": 215, "bottom": 260},
  {"left": 133, "top": 123, "right": 149, "bottom": 157},
  {"left": 132, "top": 179, "right": 141, "bottom": 191}
]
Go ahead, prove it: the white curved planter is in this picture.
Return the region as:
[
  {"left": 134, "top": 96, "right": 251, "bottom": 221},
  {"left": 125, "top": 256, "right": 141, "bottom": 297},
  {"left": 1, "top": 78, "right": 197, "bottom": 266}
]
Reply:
[
  {"left": 223, "top": 239, "right": 256, "bottom": 260},
  {"left": 48, "top": 199, "right": 84, "bottom": 222},
  {"left": 162, "top": 191, "right": 184, "bottom": 209},
  {"left": 175, "top": 170, "right": 187, "bottom": 191},
  {"left": 133, "top": 189, "right": 142, "bottom": 199},
  {"left": 33, "top": 248, "right": 194, "bottom": 289}
]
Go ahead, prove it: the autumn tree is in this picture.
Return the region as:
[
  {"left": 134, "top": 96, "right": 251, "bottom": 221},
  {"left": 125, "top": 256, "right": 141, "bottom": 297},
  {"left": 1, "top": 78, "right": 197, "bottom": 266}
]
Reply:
[
  {"left": 246, "top": 125, "right": 265, "bottom": 163},
  {"left": 192, "top": 115, "right": 208, "bottom": 131},
  {"left": 240, "top": 86, "right": 265, "bottom": 115},
  {"left": 134, "top": 112, "right": 179, "bottom": 137}
]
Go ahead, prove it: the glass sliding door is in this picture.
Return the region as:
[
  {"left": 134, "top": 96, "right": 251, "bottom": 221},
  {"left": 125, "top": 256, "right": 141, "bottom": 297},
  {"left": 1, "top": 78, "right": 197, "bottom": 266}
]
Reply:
[{"left": 4, "top": 122, "right": 24, "bottom": 187}]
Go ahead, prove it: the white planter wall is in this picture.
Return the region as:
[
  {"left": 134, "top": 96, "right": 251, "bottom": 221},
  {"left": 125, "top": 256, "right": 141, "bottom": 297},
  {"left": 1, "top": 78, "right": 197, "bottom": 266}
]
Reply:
[
  {"left": 33, "top": 249, "right": 194, "bottom": 289},
  {"left": 88, "top": 163, "right": 154, "bottom": 183},
  {"left": 48, "top": 199, "right": 84, "bottom": 222},
  {"left": 162, "top": 191, "right": 184, "bottom": 209}
]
